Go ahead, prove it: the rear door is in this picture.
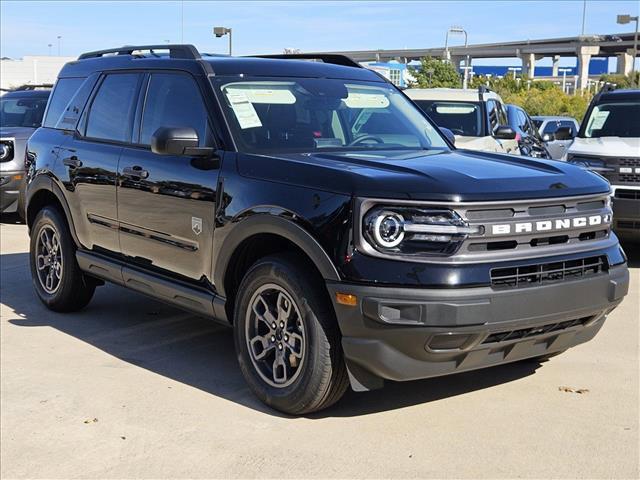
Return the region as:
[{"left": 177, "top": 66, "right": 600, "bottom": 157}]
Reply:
[
  {"left": 117, "top": 71, "right": 220, "bottom": 283},
  {"left": 58, "top": 72, "right": 142, "bottom": 254}
]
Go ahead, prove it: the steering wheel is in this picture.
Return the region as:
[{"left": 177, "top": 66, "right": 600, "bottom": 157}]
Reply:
[{"left": 348, "top": 134, "right": 385, "bottom": 146}]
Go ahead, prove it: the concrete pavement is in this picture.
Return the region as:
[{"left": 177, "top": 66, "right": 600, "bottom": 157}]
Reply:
[{"left": 1, "top": 220, "right": 638, "bottom": 479}]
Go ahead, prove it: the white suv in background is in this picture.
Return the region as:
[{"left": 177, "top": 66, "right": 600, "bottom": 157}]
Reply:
[
  {"left": 564, "top": 88, "right": 640, "bottom": 241},
  {"left": 406, "top": 87, "right": 520, "bottom": 155}
]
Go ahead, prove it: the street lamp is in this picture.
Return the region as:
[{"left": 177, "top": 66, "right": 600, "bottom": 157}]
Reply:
[
  {"left": 57, "top": 35, "right": 62, "bottom": 56},
  {"left": 48, "top": 43, "right": 52, "bottom": 56},
  {"left": 507, "top": 66, "right": 521, "bottom": 79},
  {"left": 213, "top": 26, "right": 233, "bottom": 55},
  {"left": 558, "top": 67, "right": 572, "bottom": 93},
  {"left": 444, "top": 26, "right": 469, "bottom": 88},
  {"left": 617, "top": 13, "right": 639, "bottom": 86}
]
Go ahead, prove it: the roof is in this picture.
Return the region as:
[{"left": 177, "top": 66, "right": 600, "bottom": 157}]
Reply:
[
  {"left": 531, "top": 115, "right": 578, "bottom": 121},
  {"left": 1, "top": 89, "right": 51, "bottom": 98},
  {"left": 405, "top": 88, "right": 502, "bottom": 102},
  {"left": 598, "top": 89, "right": 640, "bottom": 102},
  {"left": 59, "top": 51, "right": 383, "bottom": 83}
]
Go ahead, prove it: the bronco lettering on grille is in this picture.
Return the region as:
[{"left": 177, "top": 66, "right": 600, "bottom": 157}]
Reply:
[{"left": 491, "top": 214, "right": 609, "bottom": 235}]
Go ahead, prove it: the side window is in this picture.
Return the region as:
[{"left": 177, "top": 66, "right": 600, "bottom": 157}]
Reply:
[
  {"left": 542, "top": 121, "right": 559, "bottom": 134},
  {"left": 486, "top": 100, "right": 498, "bottom": 132},
  {"left": 85, "top": 73, "right": 140, "bottom": 142},
  {"left": 54, "top": 74, "right": 99, "bottom": 131},
  {"left": 559, "top": 120, "right": 576, "bottom": 136},
  {"left": 496, "top": 102, "right": 508, "bottom": 127},
  {"left": 43, "top": 77, "right": 84, "bottom": 128},
  {"left": 140, "top": 73, "right": 209, "bottom": 146}
]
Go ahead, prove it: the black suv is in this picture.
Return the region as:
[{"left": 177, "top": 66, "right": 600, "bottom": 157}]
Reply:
[{"left": 26, "top": 45, "right": 629, "bottom": 414}]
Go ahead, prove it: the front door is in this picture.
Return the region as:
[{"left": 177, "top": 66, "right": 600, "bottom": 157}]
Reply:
[{"left": 117, "top": 71, "right": 220, "bottom": 283}]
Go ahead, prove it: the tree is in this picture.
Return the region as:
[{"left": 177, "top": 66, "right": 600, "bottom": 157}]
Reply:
[
  {"left": 598, "top": 72, "right": 640, "bottom": 89},
  {"left": 409, "top": 57, "right": 460, "bottom": 88}
]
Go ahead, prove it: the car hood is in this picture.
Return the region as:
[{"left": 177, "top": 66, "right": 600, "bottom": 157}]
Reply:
[
  {"left": 238, "top": 149, "right": 610, "bottom": 202},
  {"left": 567, "top": 136, "right": 640, "bottom": 158},
  {"left": 0, "top": 126, "right": 38, "bottom": 141}
]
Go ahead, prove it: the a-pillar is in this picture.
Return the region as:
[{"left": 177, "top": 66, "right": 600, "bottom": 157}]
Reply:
[
  {"left": 551, "top": 55, "right": 561, "bottom": 77},
  {"left": 616, "top": 51, "right": 634, "bottom": 76},
  {"left": 576, "top": 45, "right": 600, "bottom": 91},
  {"left": 519, "top": 53, "right": 542, "bottom": 78}
]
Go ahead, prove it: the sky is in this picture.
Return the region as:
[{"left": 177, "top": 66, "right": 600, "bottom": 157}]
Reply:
[{"left": 1, "top": 0, "right": 639, "bottom": 67}]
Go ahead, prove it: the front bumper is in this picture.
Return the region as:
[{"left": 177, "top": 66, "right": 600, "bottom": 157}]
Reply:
[
  {"left": 327, "top": 264, "right": 629, "bottom": 390},
  {"left": 0, "top": 171, "right": 25, "bottom": 213},
  {"left": 611, "top": 185, "right": 640, "bottom": 242}
]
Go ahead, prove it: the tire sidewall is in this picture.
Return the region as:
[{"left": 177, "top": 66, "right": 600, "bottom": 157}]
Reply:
[
  {"left": 29, "top": 207, "right": 78, "bottom": 308},
  {"left": 234, "top": 257, "right": 332, "bottom": 412}
]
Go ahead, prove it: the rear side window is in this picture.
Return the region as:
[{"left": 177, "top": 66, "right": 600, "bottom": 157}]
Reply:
[
  {"left": 43, "top": 78, "right": 84, "bottom": 128},
  {"left": 139, "top": 73, "right": 209, "bottom": 146},
  {"left": 85, "top": 74, "right": 140, "bottom": 142}
]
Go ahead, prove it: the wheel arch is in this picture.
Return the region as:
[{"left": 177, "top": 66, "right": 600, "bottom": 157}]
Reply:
[
  {"left": 215, "top": 215, "right": 341, "bottom": 322},
  {"left": 26, "top": 176, "right": 80, "bottom": 247}
]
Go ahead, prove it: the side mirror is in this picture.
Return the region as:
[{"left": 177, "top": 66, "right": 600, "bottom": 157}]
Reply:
[
  {"left": 554, "top": 126, "right": 574, "bottom": 141},
  {"left": 151, "top": 127, "right": 212, "bottom": 156},
  {"left": 439, "top": 127, "right": 456, "bottom": 146},
  {"left": 494, "top": 125, "right": 517, "bottom": 140},
  {"left": 542, "top": 133, "right": 554, "bottom": 142}
]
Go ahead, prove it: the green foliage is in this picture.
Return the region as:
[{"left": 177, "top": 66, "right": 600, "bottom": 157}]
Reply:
[
  {"left": 469, "top": 75, "right": 592, "bottom": 121},
  {"left": 409, "top": 57, "right": 461, "bottom": 88},
  {"left": 598, "top": 72, "right": 640, "bottom": 89}
]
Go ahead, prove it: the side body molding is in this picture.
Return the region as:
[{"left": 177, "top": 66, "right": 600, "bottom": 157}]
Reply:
[{"left": 213, "top": 214, "right": 341, "bottom": 298}]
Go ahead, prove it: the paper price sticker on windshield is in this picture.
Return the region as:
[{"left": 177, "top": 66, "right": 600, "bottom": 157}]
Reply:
[{"left": 226, "top": 92, "right": 262, "bottom": 129}]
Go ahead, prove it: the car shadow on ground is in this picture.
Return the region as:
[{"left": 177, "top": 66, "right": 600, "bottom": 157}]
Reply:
[
  {"left": 621, "top": 240, "right": 640, "bottom": 268},
  {"left": 3, "top": 250, "right": 546, "bottom": 418}
]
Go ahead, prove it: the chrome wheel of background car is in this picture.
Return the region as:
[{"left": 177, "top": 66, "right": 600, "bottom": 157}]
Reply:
[
  {"left": 245, "top": 283, "right": 305, "bottom": 388},
  {"left": 35, "top": 225, "right": 63, "bottom": 294}
]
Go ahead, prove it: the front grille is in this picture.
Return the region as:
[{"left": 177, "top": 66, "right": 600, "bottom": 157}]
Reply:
[
  {"left": 615, "top": 189, "right": 640, "bottom": 200},
  {"left": 481, "top": 316, "right": 593, "bottom": 345},
  {"left": 617, "top": 220, "right": 640, "bottom": 230},
  {"left": 490, "top": 255, "right": 607, "bottom": 289}
]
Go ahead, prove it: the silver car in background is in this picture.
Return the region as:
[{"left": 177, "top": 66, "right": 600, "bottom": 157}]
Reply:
[
  {"left": 0, "top": 86, "right": 51, "bottom": 219},
  {"left": 531, "top": 116, "right": 580, "bottom": 160}
]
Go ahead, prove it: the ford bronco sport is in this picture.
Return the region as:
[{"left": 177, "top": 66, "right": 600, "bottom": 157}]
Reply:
[{"left": 26, "top": 45, "right": 629, "bottom": 414}]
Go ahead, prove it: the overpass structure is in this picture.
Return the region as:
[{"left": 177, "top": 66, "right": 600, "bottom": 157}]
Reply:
[{"left": 312, "top": 32, "right": 638, "bottom": 90}]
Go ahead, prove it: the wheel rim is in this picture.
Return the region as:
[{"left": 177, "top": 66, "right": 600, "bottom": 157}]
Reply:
[
  {"left": 35, "top": 225, "right": 63, "bottom": 294},
  {"left": 245, "top": 283, "right": 305, "bottom": 388}
]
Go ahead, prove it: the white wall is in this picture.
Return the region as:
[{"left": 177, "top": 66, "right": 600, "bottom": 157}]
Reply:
[{"left": 0, "top": 56, "right": 74, "bottom": 92}]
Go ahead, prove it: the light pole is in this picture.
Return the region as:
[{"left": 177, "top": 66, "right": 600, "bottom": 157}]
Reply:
[
  {"left": 48, "top": 43, "right": 52, "bottom": 56},
  {"left": 559, "top": 67, "right": 572, "bottom": 93},
  {"left": 507, "top": 66, "right": 521, "bottom": 79},
  {"left": 617, "top": 13, "right": 639, "bottom": 86},
  {"left": 444, "top": 25, "right": 467, "bottom": 61},
  {"left": 57, "top": 35, "right": 62, "bottom": 56},
  {"left": 213, "top": 26, "right": 232, "bottom": 55}
]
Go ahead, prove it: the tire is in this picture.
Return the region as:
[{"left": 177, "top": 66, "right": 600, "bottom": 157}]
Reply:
[
  {"left": 234, "top": 253, "right": 349, "bottom": 415},
  {"left": 30, "top": 206, "right": 96, "bottom": 312}
]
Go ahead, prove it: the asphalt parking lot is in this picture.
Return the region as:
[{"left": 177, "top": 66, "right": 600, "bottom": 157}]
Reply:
[{"left": 1, "top": 218, "right": 638, "bottom": 479}]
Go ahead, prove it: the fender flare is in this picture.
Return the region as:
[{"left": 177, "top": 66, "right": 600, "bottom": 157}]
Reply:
[
  {"left": 26, "top": 175, "right": 81, "bottom": 247},
  {"left": 213, "top": 214, "right": 341, "bottom": 297}
]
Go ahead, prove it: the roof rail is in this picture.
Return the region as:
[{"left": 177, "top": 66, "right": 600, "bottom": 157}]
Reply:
[
  {"left": 250, "top": 53, "right": 362, "bottom": 69},
  {"left": 0, "top": 83, "right": 53, "bottom": 92},
  {"left": 78, "top": 44, "right": 201, "bottom": 60}
]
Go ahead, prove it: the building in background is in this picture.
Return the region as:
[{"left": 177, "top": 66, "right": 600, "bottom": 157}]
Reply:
[
  {"left": 362, "top": 60, "right": 413, "bottom": 87},
  {"left": 0, "top": 56, "right": 73, "bottom": 93}
]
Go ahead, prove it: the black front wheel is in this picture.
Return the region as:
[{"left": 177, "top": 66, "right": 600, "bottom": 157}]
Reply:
[
  {"left": 30, "top": 206, "right": 96, "bottom": 312},
  {"left": 234, "top": 254, "right": 348, "bottom": 415}
]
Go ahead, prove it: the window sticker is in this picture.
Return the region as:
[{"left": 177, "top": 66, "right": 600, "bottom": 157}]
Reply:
[
  {"left": 588, "top": 109, "right": 610, "bottom": 132},
  {"left": 226, "top": 91, "right": 262, "bottom": 129}
]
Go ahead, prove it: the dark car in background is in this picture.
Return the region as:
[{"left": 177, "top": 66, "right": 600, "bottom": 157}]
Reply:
[
  {"left": 505, "top": 104, "right": 550, "bottom": 159},
  {"left": 1, "top": 86, "right": 51, "bottom": 219}
]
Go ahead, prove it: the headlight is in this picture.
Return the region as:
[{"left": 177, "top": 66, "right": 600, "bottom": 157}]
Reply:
[
  {"left": 0, "top": 141, "right": 14, "bottom": 163},
  {"left": 363, "top": 206, "right": 482, "bottom": 257},
  {"left": 566, "top": 155, "right": 613, "bottom": 173}
]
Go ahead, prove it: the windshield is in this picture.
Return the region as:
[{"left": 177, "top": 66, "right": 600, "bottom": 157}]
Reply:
[
  {"left": 213, "top": 77, "right": 449, "bottom": 153},
  {"left": 0, "top": 95, "right": 49, "bottom": 128},
  {"left": 412, "top": 100, "right": 482, "bottom": 137},
  {"left": 582, "top": 101, "right": 640, "bottom": 138}
]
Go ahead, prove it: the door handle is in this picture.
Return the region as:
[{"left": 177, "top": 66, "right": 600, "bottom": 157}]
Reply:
[
  {"left": 122, "top": 165, "right": 149, "bottom": 179},
  {"left": 63, "top": 156, "right": 82, "bottom": 169}
]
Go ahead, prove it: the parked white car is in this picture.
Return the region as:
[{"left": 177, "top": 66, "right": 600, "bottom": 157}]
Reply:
[
  {"left": 406, "top": 87, "right": 520, "bottom": 155},
  {"left": 564, "top": 88, "right": 640, "bottom": 241}
]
